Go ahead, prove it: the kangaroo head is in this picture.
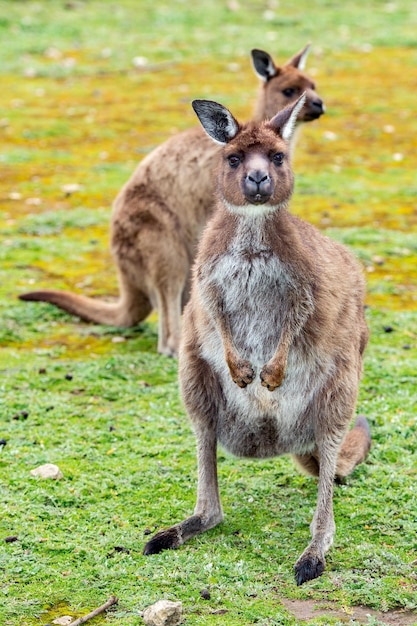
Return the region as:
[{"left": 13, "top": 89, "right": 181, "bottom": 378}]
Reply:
[
  {"left": 251, "top": 44, "right": 324, "bottom": 122},
  {"left": 192, "top": 95, "right": 306, "bottom": 215}
]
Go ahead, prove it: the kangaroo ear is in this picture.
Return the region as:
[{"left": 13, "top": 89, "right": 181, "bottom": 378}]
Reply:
[
  {"left": 192, "top": 100, "right": 240, "bottom": 145},
  {"left": 285, "top": 43, "right": 311, "bottom": 71},
  {"left": 251, "top": 49, "right": 279, "bottom": 81},
  {"left": 269, "top": 93, "right": 307, "bottom": 141}
]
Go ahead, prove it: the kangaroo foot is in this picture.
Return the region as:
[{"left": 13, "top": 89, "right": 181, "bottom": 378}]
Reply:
[
  {"left": 143, "top": 526, "right": 182, "bottom": 555},
  {"left": 294, "top": 552, "right": 326, "bottom": 585},
  {"left": 143, "top": 515, "right": 206, "bottom": 555}
]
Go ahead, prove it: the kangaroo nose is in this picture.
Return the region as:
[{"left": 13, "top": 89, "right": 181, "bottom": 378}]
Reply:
[
  {"left": 312, "top": 98, "right": 324, "bottom": 113},
  {"left": 245, "top": 170, "right": 272, "bottom": 203},
  {"left": 247, "top": 170, "right": 269, "bottom": 186}
]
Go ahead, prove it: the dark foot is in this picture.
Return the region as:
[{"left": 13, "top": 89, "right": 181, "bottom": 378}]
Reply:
[
  {"left": 143, "top": 515, "right": 205, "bottom": 556},
  {"left": 143, "top": 527, "right": 181, "bottom": 555},
  {"left": 294, "top": 555, "right": 325, "bottom": 585}
]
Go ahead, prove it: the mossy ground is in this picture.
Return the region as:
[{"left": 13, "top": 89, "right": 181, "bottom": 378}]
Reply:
[{"left": 0, "top": 1, "right": 416, "bottom": 625}]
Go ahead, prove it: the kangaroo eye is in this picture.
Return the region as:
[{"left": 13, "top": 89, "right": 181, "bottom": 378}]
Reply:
[
  {"left": 227, "top": 155, "right": 241, "bottom": 168},
  {"left": 282, "top": 88, "right": 296, "bottom": 98},
  {"left": 272, "top": 152, "right": 285, "bottom": 166}
]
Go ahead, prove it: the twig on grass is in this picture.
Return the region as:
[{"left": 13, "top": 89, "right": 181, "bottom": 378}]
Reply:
[{"left": 70, "top": 596, "right": 118, "bottom": 626}]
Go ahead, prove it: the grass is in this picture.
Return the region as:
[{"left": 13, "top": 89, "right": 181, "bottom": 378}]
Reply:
[{"left": 0, "top": 1, "right": 416, "bottom": 625}]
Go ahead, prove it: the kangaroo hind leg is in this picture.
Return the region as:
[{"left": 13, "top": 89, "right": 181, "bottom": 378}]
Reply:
[
  {"left": 293, "top": 440, "right": 338, "bottom": 586},
  {"left": 144, "top": 352, "right": 223, "bottom": 555},
  {"left": 143, "top": 426, "right": 222, "bottom": 555},
  {"left": 154, "top": 281, "right": 187, "bottom": 358}
]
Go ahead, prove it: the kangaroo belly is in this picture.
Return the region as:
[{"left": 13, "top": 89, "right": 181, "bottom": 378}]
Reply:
[
  {"left": 213, "top": 346, "right": 327, "bottom": 458},
  {"left": 200, "top": 299, "right": 334, "bottom": 458}
]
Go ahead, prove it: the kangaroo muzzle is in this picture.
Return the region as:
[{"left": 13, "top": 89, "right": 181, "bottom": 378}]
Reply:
[
  {"left": 244, "top": 169, "right": 272, "bottom": 204},
  {"left": 301, "top": 91, "right": 325, "bottom": 121}
]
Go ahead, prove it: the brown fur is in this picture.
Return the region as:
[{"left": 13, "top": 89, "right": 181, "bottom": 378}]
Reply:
[
  {"left": 19, "top": 45, "right": 324, "bottom": 357},
  {"left": 143, "top": 97, "right": 371, "bottom": 586}
]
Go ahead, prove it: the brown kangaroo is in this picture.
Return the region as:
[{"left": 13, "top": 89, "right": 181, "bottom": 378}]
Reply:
[
  {"left": 143, "top": 96, "right": 371, "bottom": 585},
  {"left": 19, "top": 45, "right": 325, "bottom": 357}
]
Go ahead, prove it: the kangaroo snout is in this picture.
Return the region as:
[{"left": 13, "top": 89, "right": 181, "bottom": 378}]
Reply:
[
  {"left": 304, "top": 96, "right": 325, "bottom": 121},
  {"left": 244, "top": 170, "right": 272, "bottom": 203}
]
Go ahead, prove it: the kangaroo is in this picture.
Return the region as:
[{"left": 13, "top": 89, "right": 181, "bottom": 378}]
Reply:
[
  {"left": 19, "top": 45, "right": 325, "bottom": 357},
  {"left": 143, "top": 96, "right": 371, "bottom": 585}
]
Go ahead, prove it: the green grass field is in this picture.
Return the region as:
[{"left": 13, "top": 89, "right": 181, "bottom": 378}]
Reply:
[{"left": 0, "top": 1, "right": 416, "bottom": 625}]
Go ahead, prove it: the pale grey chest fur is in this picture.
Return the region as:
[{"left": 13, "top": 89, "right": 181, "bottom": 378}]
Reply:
[
  {"left": 204, "top": 218, "right": 296, "bottom": 364},
  {"left": 198, "top": 217, "right": 330, "bottom": 457}
]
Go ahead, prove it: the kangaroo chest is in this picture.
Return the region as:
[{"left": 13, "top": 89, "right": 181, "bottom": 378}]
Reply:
[
  {"left": 210, "top": 227, "right": 297, "bottom": 364},
  {"left": 199, "top": 220, "right": 323, "bottom": 458}
]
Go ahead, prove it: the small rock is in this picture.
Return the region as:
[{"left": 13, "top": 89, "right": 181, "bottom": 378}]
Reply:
[
  {"left": 371, "top": 255, "right": 385, "bottom": 266},
  {"left": 111, "top": 336, "right": 126, "bottom": 343},
  {"left": 25, "top": 197, "right": 42, "bottom": 206},
  {"left": 383, "top": 326, "right": 394, "bottom": 333},
  {"left": 143, "top": 600, "right": 182, "bottom": 626},
  {"left": 402, "top": 344, "right": 411, "bottom": 350},
  {"left": 65, "top": 373, "right": 73, "bottom": 380},
  {"left": 200, "top": 588, "right": 211, "bottom": 600},
  {"left": 61, "top": 183, "right": 83, "bottom": 195},
  {"left": 52, "top": 617, "right": 73, "bottom": 626},
  {"left": 0, "top": 439, "right": 7, "bottom": 447},
  {"left": 30, "top": 463, "right": 63, "bottom": 480},
  {"left": 132, "top": 56, "right": 148, "bottom": 68},
  {"left": 323, "top": 130, "right": 338, "bottom": 141}
]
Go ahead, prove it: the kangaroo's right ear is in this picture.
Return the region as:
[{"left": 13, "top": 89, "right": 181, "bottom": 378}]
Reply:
[
  {"left": 192, "top": 100, "right": 240, "bottom": 145},
  {"left": 285, "top": 43, "right": 311, "bottom": 71},
  {"left": 251, "top": 49, "right": 278, "bottom": 81},
  {"left": 269, "top": 93, "right": 307, "bottom": 141}
]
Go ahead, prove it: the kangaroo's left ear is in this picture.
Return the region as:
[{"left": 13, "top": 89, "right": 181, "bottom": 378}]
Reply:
[
  {"left": 269, "top": 93, "right": 307, "bottom": 141},
  {"left": 192, "top": 100, "right": 240, "bottom": 145},
  {"left": 285, "top": 43, "right": 311, "bottom": 71},
  {"left": 251, "top": 49, "right": 278, "bottom": 81}
]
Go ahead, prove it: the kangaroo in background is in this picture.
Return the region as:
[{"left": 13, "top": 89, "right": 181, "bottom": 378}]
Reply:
[
  {"left": 143, "top": 96, "right": 371, "bottom": 585},
  {"left": 20, "top": 45, "right": 325, "bottom": 357}
]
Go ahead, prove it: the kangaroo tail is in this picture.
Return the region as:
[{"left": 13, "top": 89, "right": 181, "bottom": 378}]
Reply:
[
  {"left": 19, "top": 288, "right": 152, "bottom": 327},
  {"left": 293, "top": 415, "right": 371, "bottom": 480},
  {"left": 335, "top": 414, "right": 371, "bottom": 479}
]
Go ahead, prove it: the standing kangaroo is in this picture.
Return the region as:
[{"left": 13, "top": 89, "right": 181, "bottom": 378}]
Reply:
[
  {"left": 20, "top": 45, "right": 324, "bottom": 357},
  {"left": 143, "top": 96, "right": 371, "bottom": 585}
]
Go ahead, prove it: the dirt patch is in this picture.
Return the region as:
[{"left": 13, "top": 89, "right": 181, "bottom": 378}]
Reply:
[{"left": 281, "top": 599, "right": 417, "bottom": 625}]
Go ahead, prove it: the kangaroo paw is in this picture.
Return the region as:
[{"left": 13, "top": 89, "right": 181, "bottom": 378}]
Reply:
[
  {"left": 260, "top": 363, "right": 285, "bottom": 391},
  {"left": 229, "top": 359, "right": 255, "bottom": 388}
]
